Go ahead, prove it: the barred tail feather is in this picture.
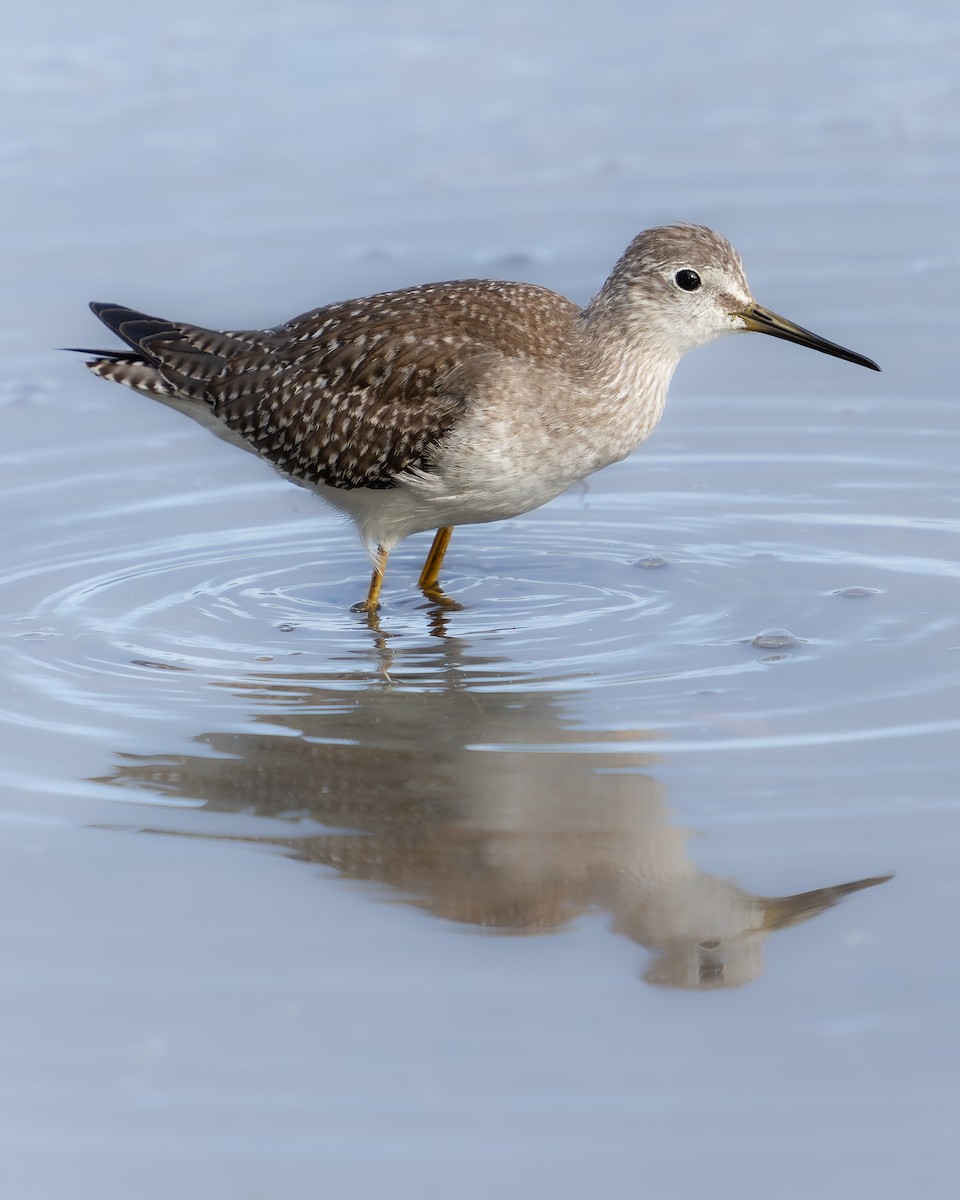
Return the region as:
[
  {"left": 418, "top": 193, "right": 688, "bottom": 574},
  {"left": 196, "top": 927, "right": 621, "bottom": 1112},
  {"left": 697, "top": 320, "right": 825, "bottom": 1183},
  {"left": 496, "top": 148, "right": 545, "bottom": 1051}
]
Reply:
[
  {"left": 76, "top": 304, "right": 268, "bottom": 454},
  {"left": 78, "top": 301, "right": 263, "bottom": 403},
  {"left": 85, "top": 354, "right": 178, "bottom": 397}
]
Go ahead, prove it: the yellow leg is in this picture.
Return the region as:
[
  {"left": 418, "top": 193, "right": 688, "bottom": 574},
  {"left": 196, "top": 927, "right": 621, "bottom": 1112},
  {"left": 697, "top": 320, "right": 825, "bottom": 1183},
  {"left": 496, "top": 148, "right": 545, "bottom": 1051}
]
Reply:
[
  {"left": 352, "top": 545, "right": 388, "bottom": 613},
  {"left": 418, "top": 526, "right": 454, "bottom": 593}
]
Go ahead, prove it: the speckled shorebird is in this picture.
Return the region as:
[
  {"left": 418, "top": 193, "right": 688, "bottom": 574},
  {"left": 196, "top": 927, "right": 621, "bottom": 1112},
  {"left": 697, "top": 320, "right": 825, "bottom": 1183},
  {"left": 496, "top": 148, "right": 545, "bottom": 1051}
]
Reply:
[{"left": 77, "top": 224, "right": 879, "bottom": 610}]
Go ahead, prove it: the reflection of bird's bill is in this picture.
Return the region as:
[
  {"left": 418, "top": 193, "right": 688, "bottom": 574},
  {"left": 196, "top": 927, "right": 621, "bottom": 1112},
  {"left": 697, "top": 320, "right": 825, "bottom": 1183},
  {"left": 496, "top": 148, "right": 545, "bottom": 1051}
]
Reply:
[
  {"left": 740, "top": 304, "right": 881, "bottom": 371},
  {"left": 761, "top": 873, "right": 893, "bottom": 931}
]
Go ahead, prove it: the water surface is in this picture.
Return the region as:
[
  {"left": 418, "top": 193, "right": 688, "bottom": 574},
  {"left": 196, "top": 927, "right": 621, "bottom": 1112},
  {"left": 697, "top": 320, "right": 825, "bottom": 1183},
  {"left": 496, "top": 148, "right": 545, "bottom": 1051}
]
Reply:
[{"left": 2, "top": 2, "right": 958, "bottom": 1197}]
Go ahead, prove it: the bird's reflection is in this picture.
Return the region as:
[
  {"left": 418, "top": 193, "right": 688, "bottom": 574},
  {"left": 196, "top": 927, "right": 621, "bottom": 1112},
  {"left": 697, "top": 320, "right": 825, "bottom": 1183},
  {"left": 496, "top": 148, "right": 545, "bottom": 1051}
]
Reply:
[{"left": 97, "top": 634, "right": 889, "bottom": 989}]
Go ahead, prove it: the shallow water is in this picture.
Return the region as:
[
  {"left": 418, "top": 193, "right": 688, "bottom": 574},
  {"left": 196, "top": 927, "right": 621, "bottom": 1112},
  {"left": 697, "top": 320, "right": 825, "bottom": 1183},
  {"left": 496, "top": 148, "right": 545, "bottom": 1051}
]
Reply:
[{"left": 3, "top": 2, "right": 959, "bottom": 1197}]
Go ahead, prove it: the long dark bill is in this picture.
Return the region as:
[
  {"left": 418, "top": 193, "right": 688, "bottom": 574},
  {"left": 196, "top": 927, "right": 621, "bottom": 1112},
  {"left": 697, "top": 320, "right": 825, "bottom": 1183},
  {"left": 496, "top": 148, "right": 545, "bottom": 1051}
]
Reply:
[{"left": 740, "top": 305, "right": 881, "bottom": 371}]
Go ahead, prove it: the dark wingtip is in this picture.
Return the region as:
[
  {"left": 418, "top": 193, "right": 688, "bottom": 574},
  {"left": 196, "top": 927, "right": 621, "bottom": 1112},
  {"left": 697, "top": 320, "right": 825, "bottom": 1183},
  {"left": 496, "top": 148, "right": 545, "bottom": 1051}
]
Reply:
[
  {"left": 61, "top": 347, "right": 139, "bottom": 360},
  {"left": 86, "top": 302, "right": 180, "bottom": 360},
  {"left": 66, "top": 303, "right": 137, "bottom": 357},
  {"left": 89, "top": 301, "right": 135, "bottom": 332},
  {"left": 89, "top": 301, "right": 125, "bottom": 319}
]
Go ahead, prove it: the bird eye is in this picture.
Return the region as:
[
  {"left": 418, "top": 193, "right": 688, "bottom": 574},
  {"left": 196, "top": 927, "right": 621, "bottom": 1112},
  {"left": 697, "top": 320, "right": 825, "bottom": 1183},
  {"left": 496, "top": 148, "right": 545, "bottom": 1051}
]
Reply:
[{"left": 674, "top": 269, "right": 701, "bottom": 292}]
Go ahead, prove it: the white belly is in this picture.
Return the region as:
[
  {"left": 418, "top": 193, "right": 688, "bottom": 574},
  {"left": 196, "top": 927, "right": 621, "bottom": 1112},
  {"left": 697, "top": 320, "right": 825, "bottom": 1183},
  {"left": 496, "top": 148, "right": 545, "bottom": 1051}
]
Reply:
[{"left": 309, "top": 447, "right": 575, "bottom": 553}]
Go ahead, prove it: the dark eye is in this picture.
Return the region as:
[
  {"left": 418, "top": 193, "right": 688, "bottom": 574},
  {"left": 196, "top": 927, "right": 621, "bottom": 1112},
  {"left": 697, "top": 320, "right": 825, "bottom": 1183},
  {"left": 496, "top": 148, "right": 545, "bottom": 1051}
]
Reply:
[{"left": 674, "top": 269, "right": 701, "bottom": 292}]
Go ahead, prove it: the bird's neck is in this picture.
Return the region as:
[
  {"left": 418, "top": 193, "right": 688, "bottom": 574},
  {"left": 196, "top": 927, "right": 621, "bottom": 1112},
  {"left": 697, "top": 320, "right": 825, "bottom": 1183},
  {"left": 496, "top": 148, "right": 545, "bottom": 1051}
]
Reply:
[{"left": 574, "top": 305, "right": 680, "bottom": 457}]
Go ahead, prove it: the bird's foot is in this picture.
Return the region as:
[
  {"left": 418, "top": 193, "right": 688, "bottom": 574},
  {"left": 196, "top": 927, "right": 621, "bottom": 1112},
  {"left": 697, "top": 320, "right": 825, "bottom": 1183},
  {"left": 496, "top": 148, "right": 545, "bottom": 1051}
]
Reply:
[{"left": 420, "top": 583, "right": 463, "bottom": 612}]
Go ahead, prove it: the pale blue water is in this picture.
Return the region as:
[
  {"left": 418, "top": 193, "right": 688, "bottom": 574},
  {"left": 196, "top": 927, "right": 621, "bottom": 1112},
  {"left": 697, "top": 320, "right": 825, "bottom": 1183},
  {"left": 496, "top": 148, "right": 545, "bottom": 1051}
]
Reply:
[{"left": 1, "top": 2, "right": 957, "bottom": 1197}]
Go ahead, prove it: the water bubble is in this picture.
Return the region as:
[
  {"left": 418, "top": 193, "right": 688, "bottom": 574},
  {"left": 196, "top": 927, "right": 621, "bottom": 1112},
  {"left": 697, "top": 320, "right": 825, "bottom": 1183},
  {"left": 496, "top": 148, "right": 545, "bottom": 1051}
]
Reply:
[
  {"left": 831, "top": 586, "right": 882, "bottom": 598},
  {"left": 751, "top": 628, "right": 799, "bottom": 650},
  {"left": 634, "top": 555, "right": 668, "bottom": 569}
]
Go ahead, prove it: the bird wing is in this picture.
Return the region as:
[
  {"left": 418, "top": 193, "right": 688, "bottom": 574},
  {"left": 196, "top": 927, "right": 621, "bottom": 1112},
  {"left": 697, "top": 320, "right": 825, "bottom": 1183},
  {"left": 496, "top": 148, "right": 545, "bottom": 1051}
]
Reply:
[{"left": 85, "top": 281, "right": 580, "bottom": 490}]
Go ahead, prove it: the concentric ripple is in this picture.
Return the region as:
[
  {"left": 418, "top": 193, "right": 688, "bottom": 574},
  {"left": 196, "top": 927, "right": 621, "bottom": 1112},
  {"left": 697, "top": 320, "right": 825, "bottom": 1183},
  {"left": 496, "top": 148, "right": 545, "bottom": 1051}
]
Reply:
[{"left": 3, "top": 399, "right": 960, "bottom": 782}]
